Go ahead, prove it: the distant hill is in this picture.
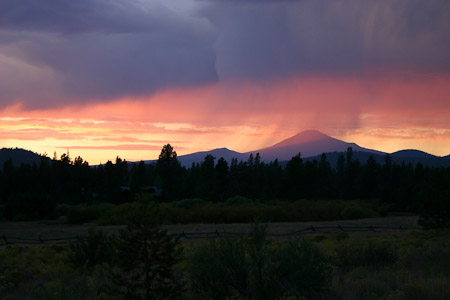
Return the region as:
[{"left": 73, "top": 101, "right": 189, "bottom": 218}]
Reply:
[
  {"left": 302, "top": 149, "right": 450, "bottom": 168},
  {"left": 0, "top": 148, "right": 50, "bottom": 169},
  {"left": 174, "top": 148, "right": 248, "bottom": 167},
  {"left": 390, "top": 150, "right": 450, "bottom": 168},
  {"left": 391, "top": 149, "right": 436, "bottom": 159},
  {"left": 302, "top": 151, "right": 386, "bottom": 168}
]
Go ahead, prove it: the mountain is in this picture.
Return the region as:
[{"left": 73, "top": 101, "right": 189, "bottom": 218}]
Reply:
[
  {"left": 244, "top": 130, "right": 385, "bottom": 162},
  {"left": 0, "top": 148, "right": 50, "bottom": 169},
  {"left": 168, "top": 130, "right": 450, "bottom": 168},
  {"left": 156, "top": 130, "right": 386, "bottom": 167}
]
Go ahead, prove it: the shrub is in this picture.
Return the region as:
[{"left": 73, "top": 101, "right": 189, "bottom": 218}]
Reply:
[
  {"left": 67, "top": 227, "right": 112, "bottom": 269},
  {"left": 169, "top": 198, "right": 207, "bottom": 209},
  {"left": 66, "top": 203, "right": 115, "bottom": 224},
  {"left": 335, "top": 239, "right": 398, "bottom": 271},
  {"left": 187, "top": 224, "right": 331, "bottom": 300},
  {"left": 417, "top": 183, "right": 450, "bottom": 229},
  {"left": 273, "top": 239, "right": 332, "bottom": 298},
  {"left": 56, "top": 203, "right": 71, "bottom": 217},
  {"left": 97, "top": 203, "right": 135, "bottom": 225},
  {"left": 341, "top": 205, "right": 365, "bottom": 220},
  {"left": 223, "top": 195, "right": 253, "bottom": 206},
  {"left": 0, "top": 245, "right": 103, "bottom": 300}
]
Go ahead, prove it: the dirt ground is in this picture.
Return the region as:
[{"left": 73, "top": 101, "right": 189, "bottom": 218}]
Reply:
[{"left": 0, "top": 216, "right": 421, "bottom": 246}]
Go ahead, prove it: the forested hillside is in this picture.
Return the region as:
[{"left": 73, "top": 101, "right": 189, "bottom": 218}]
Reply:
[{"left": 1, "top": 144, "right": 449, "bottom": 225}]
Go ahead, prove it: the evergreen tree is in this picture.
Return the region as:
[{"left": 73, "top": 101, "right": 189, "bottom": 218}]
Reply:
[
  {"left": 107, "top": 200, "right": 184, "bottom": 299},
  {"left": 286, "top": 153, "right": 303, "bottom": 200},
  {"left": 200, "top": 155, "right": 216, "bottom": 201},
  {"left": 215, "top": 157, "right": 229, "bottom": 201},
  {"left": 156, "top": 144, "right": 182, "bottom": 200}
]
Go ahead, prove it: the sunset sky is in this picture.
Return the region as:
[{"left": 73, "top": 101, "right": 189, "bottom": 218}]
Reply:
[{"left": 1, "top": 0, "right": 449, "bottom": 164}]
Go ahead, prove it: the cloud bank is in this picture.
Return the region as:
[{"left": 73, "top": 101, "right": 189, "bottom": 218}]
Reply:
[{"left": 0, "top": 0, "right": 449, "bottom": 109}]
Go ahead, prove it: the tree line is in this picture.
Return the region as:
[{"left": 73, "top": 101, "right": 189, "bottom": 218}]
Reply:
[{"left": 0, "top": 144, "right": 449, "bottom": 226}]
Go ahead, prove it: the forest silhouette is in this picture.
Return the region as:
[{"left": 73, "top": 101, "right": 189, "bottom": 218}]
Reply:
[{"left": 0, "top": 144, "right": 449, "bottom": 228}]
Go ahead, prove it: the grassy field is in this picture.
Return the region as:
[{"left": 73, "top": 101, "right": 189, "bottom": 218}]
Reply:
[
  {"left": 1, "top": 215, "right": 449, "bottom": 300},
  {"left": 0, "top": 215, "right": 420, "bottom": 246}
]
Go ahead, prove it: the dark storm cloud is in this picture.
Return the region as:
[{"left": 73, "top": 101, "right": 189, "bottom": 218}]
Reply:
[
  {"left": 0, "top": 0, "right": 449, "bottom": 109},
  {"left": 205, "top": 0, "right": 450, "bottom": 80},
  {"left": 0, "top": 0, "right": 217, "bottom": 108},
  {"left": 0, "top": 0, "right": 183, "bottom": 34}
]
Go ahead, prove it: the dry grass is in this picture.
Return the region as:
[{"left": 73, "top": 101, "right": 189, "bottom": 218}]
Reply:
[{"left": 0, "top": 216, "right": 420, "bottom": 246}]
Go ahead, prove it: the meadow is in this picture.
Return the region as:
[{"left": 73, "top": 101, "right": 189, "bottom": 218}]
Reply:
[{"left": 0, "top": 216, "right": 448, "bottom": 300}]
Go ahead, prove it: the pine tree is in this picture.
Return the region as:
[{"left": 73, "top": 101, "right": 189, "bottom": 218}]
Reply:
[
  {"left": 157, "top": 144, "right": 182, "bottom": 200},
  {"left": 107, "top": 200, "right": 184, "bottom": 300}
]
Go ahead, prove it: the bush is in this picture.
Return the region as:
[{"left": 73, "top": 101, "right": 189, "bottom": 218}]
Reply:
[
  {"left": 187, "top": 224, "right": 331, "bottom": 300},
  {"left": 341, "top": 204, "right": 378, "bottom": 220},
  {"left": 97, "top": 203, "right": 135, "bottom": 225},
  {"left": 169, "top": 198, "right": 207, "bottom": 209},
  {"left": 341, "top": 205, "right": 365, "bottom": 220},
  {"left": 223, "top": 195, "right": 253, "bottom": 206},
  {"left": 335, "top": 239, "right": 398, "bottom": 271},
  {"left": 67, "top": 227, "right": 112, "bottom": 269},
  {"left": 66, "top": 203, "right": 115, "bottom": 224},
  {"left": 273, "top": 239, "right": 332, "bottom": 298},
  {"left": 417, "top": 182, "right": 450, "bottom": 229},
  {"left": 56, "top": 203, "right": 71, "bottom": 217},
  {"left": 0, "top": 245, "right": 103, "bottom": 300}
]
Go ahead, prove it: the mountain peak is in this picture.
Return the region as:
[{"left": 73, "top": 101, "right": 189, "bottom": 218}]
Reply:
[{"left": 268, "top": 130, "right": 332, "bottom": 149}]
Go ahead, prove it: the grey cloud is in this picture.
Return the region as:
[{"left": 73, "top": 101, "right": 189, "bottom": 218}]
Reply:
[
  {"left": 0, "top": 0, "right": 217, "bottom": 108},
  {"left": 0, "top": 0, "right": 449, "bottom": 109},
  {"left": 204, "top": 0, "right": 450, "bottom": 80},
  {"left": 0, "top": 0, "right": 175, "bottom": 34}
]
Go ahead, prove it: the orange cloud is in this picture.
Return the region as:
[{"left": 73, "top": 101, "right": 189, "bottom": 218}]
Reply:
[{"left": 1, "top": 70, "right": 449, "bottom": 164}]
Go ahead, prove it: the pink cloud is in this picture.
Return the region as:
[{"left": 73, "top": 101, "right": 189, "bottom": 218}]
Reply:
[{"left": 1, "top": 70, "right": 449, "bottom": 162}]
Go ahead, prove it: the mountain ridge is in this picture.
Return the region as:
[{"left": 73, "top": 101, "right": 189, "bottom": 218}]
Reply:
[
  {"left": 2, "top": 131, "right": 449, "bottom": 168},
  {"left": 140, "top": 130, "right": 448, "bottom": 168},
  {"left": 0, "top": 148, "right": 50, "bottom": 170}
]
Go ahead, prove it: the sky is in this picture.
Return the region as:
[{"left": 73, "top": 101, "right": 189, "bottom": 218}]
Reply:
[{"left": 1, "top": 0, "right": 449, "bottom": 164}]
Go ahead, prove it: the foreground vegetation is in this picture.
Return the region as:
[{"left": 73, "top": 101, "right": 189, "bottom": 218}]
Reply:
[
  {"left": 0, "top": 202, "right": 448, "bottom": 300},
  {"left": 60, "top": 197, "right": 380, "bottom": 225}
]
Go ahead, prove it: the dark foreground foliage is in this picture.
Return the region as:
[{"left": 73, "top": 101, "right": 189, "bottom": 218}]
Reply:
[
  {"left": 187, "top": 224, "right": 331, "bottom": 300},
  {"left": 1, "top": 221, "right": 449, "bottom": 299},
  {"left": 106, "top": 201, "right": 184, "bottom": 300}
]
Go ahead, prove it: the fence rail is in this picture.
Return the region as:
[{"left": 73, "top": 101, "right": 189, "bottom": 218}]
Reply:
[{"left": 0, "top": 225, "right": 424, "bottom": 246}]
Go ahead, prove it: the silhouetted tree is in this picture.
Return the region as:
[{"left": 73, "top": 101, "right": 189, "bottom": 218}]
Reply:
[
  {"left": 286, "top": 153, "right": 303, "bottom": 199},
  {"left": 157, "top": 144, "right": 182, "bottom": 200},
  {"left": 215, "top": 157, "right": 229, "bottom": 201},
  {"left": 107, "top": 200, "right": 184, "bottom": 299}
]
